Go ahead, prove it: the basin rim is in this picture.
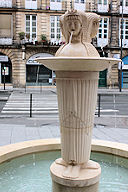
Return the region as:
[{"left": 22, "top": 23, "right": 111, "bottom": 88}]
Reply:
[
  {"left": 35, "top": 57, "right": 121, "bottom": 72},
  {"left": 0, "top": 139, "right": 127, "bottom": 164}
]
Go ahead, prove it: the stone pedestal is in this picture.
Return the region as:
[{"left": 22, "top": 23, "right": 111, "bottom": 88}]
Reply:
[
  {"left": 52, "top": 181, "right": 99, "bottom": 192},
  {"left": 51, "top": 160, "right": 101, "bottom": 192},
  {"left": 50, "top": 71, "right": 101, "bottom": 192}
]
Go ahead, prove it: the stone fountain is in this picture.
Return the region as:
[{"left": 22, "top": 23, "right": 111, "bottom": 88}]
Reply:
[{"left": 36, "top": 10, "right": 120, "bottom": 192}]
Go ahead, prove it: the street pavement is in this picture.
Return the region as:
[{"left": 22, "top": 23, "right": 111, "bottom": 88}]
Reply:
[
  {"left": 0, "top": 87, "right": 128, "bottom": 146},
  {"left": 1, "top": 91, "right": 58, "bottom": 117}
]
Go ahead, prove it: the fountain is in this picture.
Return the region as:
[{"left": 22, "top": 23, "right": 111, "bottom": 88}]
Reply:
[{"left": 36, "top": 9, "right": 121, "bottom": 192}]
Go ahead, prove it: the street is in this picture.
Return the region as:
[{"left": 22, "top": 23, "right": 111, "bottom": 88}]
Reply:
[
  {"left": 98, "top": 94, "right": 128, "bottom": 116},
  {"left": 0, "top": 89, "right": 128, "bottom": 117}
]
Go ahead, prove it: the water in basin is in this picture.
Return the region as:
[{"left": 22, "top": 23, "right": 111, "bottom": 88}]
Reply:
[{"left": 0, "top": 151, "right": 128, "bottom": 192}]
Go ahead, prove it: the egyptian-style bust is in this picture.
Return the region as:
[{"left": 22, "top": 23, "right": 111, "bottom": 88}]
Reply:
[{"left": 56, "top": 10, "right": 100, "bottom": 57}]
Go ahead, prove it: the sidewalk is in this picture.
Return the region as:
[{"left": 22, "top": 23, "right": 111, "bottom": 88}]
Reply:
[{"left": 0, "top": 113, "right": 128, "bottom": 146}]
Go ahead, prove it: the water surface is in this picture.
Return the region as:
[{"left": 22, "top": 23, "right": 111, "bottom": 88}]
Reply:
[{"left": 0, "top": 151, "right": 128, "bottom": 192}]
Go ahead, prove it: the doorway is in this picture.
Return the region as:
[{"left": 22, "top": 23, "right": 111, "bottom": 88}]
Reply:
[{"left": 0, "top": 54, "right": 12, "bottom": 84}]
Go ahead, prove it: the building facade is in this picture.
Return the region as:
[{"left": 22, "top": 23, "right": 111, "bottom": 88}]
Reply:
[{"left": 0, "top": 0, "right": 128, "bottom": 88}]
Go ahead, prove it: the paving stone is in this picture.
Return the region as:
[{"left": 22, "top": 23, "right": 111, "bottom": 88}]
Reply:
[
  {"left": 25, "top": 127, "right": 41, "bottom": 140},
  {"left": 48, "top": 125, "right": 60, "bottom": 137},
  {"left": 38, "top": 127, "right": 53, "bottom": 139},
  {"left": 10, "top": 126, "right": 26, "bottom": 144}
]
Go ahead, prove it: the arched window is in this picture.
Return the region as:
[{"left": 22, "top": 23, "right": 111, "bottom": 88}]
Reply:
[{"left": 26, "top": 53, "right": 55, "bottom": 85}]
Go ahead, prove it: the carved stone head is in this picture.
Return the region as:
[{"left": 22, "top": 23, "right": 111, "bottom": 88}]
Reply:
[
  {"left": 60, "top": 10, "right": 100, "bottom": 44},
  {"left": 60, "top": 10, "right": 83, "bottom": 43},
  {"left": 83, "top": 12, "right": 100, "bottom": 43}
]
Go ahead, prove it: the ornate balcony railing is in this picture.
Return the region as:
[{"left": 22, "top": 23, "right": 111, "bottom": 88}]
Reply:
[
  {"left": 0, "top": 0, "right": 12, "bottom": 8},
  {"left": 0, "top": 38, "right": 12, "bottom": 45}
]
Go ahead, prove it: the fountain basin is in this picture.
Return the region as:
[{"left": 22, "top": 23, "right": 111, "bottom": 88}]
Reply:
[
  {"left": 0, "top": 139, "right": 128, "bottom": 192},
  {"left": 35, "top": 57, "right": 121, "bottom": 71}
]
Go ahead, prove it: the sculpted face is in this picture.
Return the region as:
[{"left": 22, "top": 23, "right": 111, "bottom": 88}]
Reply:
[
  {"left": 59, "top": 10, "right": 100, "bottom": 44},
  {"left": 66, "top": 19, "right": 82, "bottom": 36}
]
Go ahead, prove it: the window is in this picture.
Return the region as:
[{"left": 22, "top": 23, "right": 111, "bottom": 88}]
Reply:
[
  {"left": 50, "top": 0, "right": 62, "bottom": 10},
  {"left": 0, "top": 14, "right": 12, "bottom": 45},
  {"left": 25, "top": 0, "right": 37, "bottom": 9},
  {"left": 126, "top": 0, "right": 128, "bottom": 6},
  {"left": 74, "top": 0, "right": 85, "bottom": 11},
  {"left": 98, "top": 0, "right": 102, "bottom": 4},
  {"left": 120, "top": 19, "right": 128, "bottom": 40},
  {"left": 0, "top": 14, "right": 12, "bottom": 38},
  {"left": 119, "top": 19, "right": 128, "bottom": 47},
  {"left": 50, "top": 16, "right": 61, "bottom": 43},
  {"left": 98, "top": 0, "right": 107, "bottom": 5},
  {"left": 98, "top": 18, "right": 108, "bottom": 39},
  {"left": 26, "top": 15, "right": 37, "bottom": 41},
  {"left": 104, "top": 0, "right": 107, "bottom": 5},
  {"left": 98, "top": 0, "right": 108, "bottom": 12},
  {"left": 120, "top": 0, "right": 128, "bottom": 14},
  {"left": 75, "top": 0, "right": 85, "bottom": 3},
  {"left": 120, "top": 0, "right": 128, "bottom": 6}
]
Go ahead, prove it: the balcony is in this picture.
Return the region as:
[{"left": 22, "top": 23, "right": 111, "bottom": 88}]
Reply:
[
  {"left": 120, "top": 5, "right": 128, "bottom": 14},
  {"left": 0, "top": 14, "right": 12, "bottom": 45},
  {"left": 97, "top": 4, "right": 108, "bottom": 12},
  {"left": 0, "top": 0, "right": 12, "bottom": 8},
  {"left": 97, "top": 38, "right": 108, "bottom": 47},
  {"left": 0, "top": 38, "right": 12, "bottom": 45},
  {"left": 119, "top": 39, "right": 128, "bottom": 48}
]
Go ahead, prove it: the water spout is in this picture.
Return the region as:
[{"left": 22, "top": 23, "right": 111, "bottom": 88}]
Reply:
[
  {"left": 69, "top": 31, "right": 73, "bottom": 44},
  {"left": 33, "top": 154, "right": 36, "bottom": 166}
]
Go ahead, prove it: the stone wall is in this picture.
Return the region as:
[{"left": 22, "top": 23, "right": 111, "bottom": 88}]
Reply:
[{"left": 109, "top": 16, "right": 119, "bottom": 48}]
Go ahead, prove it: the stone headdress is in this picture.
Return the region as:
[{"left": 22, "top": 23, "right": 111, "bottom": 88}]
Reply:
[{"left": 60, "top": 10, "right": 100, "bottom": 44}]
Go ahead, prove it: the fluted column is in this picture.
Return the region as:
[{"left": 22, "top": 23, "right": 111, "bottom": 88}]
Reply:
[{"left": 56, "top": 71, "right": 99, "bottom": 165}]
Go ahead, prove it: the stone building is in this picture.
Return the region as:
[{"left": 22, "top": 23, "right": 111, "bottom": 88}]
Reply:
[{"left": 0, "top": 0, "right": 128, "bottom": 88}]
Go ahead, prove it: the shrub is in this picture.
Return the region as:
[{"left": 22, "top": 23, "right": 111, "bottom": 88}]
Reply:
[
  {"left": 18, "top": 32, "right": 25, "bottom": 40},
  {"left": 41, "top": 34, "right": 47, "bottom": 41}
]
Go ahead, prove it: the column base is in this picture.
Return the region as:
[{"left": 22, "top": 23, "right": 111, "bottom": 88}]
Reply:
[
  {"left": 52, "top": 180, "right": 100, "bottom": 192},
  {"left": 50, "top": 160, "right": 101, "bottom": 192}
]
